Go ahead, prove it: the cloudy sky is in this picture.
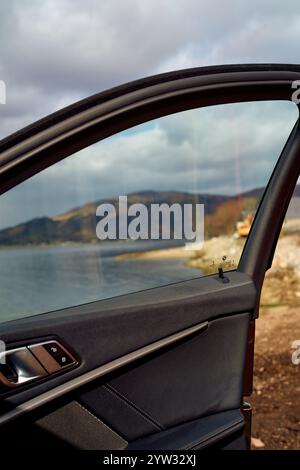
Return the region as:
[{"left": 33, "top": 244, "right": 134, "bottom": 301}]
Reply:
[{"left": 0, "top": 0, "right": 300, "bottom": 228}]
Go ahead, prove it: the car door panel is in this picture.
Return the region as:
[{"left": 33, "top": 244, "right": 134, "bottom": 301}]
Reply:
[
  {"left": 127, "top": 409, "right": 245, "bottom": 450},
  {"left": 0, "top": 64, "right": 300, "bottom": 450},
  {"left": 98, "top": 313, "right": 250, "bottom": 430},
  {"left": 0, "top": 271, "right": 254, "bottom": 410},
  {"left": 0, "top": 310, "right": 249, "bottom": 448},
  {"left": 77, "top": 313, "right": 249, "bottom": 440},
  {"left": 0, "top": 274, "right": 251, "bottom": 448}
]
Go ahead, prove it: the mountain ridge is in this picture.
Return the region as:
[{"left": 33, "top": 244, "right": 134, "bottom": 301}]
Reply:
[{"left": 0, "top": 186, "right": 298, "bottom": 245}]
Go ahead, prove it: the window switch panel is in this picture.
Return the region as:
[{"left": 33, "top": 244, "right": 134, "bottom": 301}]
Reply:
[{"left": 29, "top": 341, "right": 77, "bottom": 373}]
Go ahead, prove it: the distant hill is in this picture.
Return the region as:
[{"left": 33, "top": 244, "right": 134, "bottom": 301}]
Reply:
[
  {"left": 0, "top": 186, "right": 299, "bottom": 245},
  {"left": 244, "top": 185, "right": 300, "bottom": 200}
]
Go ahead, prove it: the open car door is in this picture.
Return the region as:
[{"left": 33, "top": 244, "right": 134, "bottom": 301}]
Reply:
[{"left": 0, "top": 64, "right": 300, "bottom": 451}]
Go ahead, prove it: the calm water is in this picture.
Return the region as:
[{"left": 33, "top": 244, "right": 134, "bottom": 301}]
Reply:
[{"left": 0, "top": 241, "right": 201, "bottom": 323}]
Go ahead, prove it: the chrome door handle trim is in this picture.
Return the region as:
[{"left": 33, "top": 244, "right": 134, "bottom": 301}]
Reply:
[{"left": 0, "top": 347, "right": 47, "bottom": 388}]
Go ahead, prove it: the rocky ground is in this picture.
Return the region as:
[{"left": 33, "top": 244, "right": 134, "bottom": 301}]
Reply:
[
  {"left": 248, "top": 230, "right": 300, "bottom": 449},
  {"left": 250, "top": 303, "right": 300, "bottom": 450}
]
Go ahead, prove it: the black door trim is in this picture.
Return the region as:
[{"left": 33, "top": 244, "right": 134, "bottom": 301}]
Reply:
[
  {"left": 0, "top": 65, "right": 299, "bottom": 196},
  {"left": 239, "top": 121, "right": 300, "bottom": 293},
  {"left": 0, "top": 320, "right": 208, "bottom": 425}
]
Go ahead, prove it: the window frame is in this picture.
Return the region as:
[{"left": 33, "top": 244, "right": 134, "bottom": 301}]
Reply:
[{"left": 0, "top": 64, "right": 300, "bottom": 293}]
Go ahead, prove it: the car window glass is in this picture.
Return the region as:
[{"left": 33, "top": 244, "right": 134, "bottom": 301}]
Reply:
[{"left": 0, "top": 100, "right": 297, "bottom": 323}]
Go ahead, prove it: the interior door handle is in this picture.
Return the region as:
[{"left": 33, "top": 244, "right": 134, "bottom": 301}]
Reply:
[
  {"left": 0, "top": 347, "right": 47, "bottom": 388},
  {"left": 0, "top": 340, "right": 78, "bottom": 391}
]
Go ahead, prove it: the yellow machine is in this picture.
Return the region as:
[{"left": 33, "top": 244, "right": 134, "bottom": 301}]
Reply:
[{"left": 236, "top": 212, "right": 254, "bottom": 237}]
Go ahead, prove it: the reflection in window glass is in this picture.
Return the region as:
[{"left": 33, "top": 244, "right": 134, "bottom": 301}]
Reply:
[{"left": 0, "top": 101, "right": 298, "bottom": 322}]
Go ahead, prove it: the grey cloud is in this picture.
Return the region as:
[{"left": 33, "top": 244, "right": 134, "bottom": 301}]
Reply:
[
  {"left": 0, "top": 100, "right": 297, "bottom": 229},
  {"left": 1, "top": 0, "right": 300, "bottom": 138},
  {"left": 0, "top": 1, "right": 300, "bottom": 228}
]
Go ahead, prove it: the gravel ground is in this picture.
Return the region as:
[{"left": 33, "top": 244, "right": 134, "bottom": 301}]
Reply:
[
  {"left": 249, "top": 304, "right": 300, "bottom": 450},
  {"left": 249, "top": 228, "right": 300, "bottom": 449}
]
